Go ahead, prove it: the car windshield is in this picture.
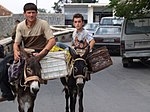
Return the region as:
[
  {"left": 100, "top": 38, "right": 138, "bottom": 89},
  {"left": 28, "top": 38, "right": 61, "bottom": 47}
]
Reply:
[
  {"left": 101, "top": 18, "right": 124, "bottom": 25},
  {"left": 84, "top": 23, "right": 99, "bottom": 30},
  {"left": 95, "top": 27, "right": 121, "bottom": 35},
  {"left": 125, "top": 18, "right": 150, "bottom": 34}
]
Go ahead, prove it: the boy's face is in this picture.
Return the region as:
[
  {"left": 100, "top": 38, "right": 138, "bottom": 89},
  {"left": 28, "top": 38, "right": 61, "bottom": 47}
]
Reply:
[
  {"left": 24, "top": 10, "right": 37, "bottom": 23},
  {"left": 73, "top": 18, "right": 84, "bottom": 31}
]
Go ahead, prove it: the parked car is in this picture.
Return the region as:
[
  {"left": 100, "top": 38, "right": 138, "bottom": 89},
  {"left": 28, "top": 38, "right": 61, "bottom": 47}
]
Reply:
[
  {"left": 120, "top": 17, "right": 150, "bottom": 67},
  {"left": 93, "top": 25, "right": 121, "bottom": 54},
  {"left": 100, "top": 16, "right": 124, "bottom": 26},
  {"left": 84, "top": 22, "right": 99, "bottom": 35}
]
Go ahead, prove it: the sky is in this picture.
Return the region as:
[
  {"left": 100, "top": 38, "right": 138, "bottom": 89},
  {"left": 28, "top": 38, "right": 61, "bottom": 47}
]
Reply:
[{"left": 0, "top": 0, "right": 110, "bottom": 14}]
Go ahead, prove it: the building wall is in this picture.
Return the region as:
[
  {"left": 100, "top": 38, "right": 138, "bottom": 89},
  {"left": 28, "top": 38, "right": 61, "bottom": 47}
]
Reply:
[
  {"left": 63, "top": 3, "right": 113, "bottom": 25},
  {"left": 0, "top": 13, "right": 65, "bottom": 38}
]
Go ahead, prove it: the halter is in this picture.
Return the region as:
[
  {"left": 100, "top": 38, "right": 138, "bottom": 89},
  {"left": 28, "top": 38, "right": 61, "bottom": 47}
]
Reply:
[
  {"left": 24, "top": 63, "right": 40, "bottom": 84},
  {"left": 20, "top": 61, "right": 40, "bottom": 89},
  {"left": 71, "top": 58, "right": 88, "bottom": 79}
]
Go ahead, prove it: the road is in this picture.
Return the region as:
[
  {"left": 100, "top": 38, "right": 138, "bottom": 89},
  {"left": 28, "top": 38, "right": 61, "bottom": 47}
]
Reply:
[{"left": 1, "top": 56, "right": 150, "bottom": 112}]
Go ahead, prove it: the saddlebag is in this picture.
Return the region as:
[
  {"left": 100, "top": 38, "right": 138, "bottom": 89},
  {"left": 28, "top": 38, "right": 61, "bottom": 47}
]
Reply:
[
  {"left": 40, "top": 51, "right": 68, "bottom": 80},
  {"left": 87, "top": 46, "right": 113, "bottom": 73}
]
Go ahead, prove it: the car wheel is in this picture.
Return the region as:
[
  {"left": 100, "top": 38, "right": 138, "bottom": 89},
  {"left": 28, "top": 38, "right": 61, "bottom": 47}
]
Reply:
[
  {"left": 122, "top": 58, "right": 129, "bottom": 68},
  {"left": 123, "top": 63, "right": 128, "bottom": 67},
  {"left": 140, "top": 58, "right": 148, "bottom": 62}
]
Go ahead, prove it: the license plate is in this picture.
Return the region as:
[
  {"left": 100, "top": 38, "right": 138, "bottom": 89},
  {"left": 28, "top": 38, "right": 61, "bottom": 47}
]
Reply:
[
  {"left": 103, "top": 39, "right": 114, "bottom": 42},
  {"left": 135, "top": 41, "right": 150, "bottom": 48}
]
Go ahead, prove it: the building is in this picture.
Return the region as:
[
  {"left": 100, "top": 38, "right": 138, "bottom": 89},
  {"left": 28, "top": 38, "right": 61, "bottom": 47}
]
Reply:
[
  {"left": 62, "top": 3, "right": 113, "bottom": 25},
  {"left": 0, "top": 5, "right": 12, "bottom": 16}
]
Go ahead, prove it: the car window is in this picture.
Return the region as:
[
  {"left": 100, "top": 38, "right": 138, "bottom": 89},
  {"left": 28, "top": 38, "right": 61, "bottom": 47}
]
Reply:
[
  {"left": 84, "top": 23, "right": 99, "bottom": 30},
  {"left": 125, "top": 18, "right": 150, "bottom": 34},
  {"left": 100, "top": 17, "right": 124, "bottom": 26},
  {"left": 95, "top": 27, "right": 121, "bottom": 35}
]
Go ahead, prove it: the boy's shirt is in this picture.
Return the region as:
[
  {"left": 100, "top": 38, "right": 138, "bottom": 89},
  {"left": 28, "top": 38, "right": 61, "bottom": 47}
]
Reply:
[{"left": 72, "top": 29, "right": 93, "bottom": 44}]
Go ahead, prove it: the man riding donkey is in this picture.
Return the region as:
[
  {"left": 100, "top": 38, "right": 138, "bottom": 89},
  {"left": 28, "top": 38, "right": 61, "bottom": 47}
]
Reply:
[
  {"left": 0, "top": 3, "right": 56, "bottom": 102},
  {"left": 56, "top": 13, "right": 95, "bottom": 81}
]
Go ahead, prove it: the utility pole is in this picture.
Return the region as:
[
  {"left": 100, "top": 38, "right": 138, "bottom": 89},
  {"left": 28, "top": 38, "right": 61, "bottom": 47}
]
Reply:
[{"left": 36, "top": 0, "right": 37, "bottom": 6}]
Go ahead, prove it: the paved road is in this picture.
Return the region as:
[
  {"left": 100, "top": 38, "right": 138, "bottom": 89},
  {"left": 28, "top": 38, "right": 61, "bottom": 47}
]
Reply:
[{"left": 1, "top": 56, "right": 150, "bottom": 112}]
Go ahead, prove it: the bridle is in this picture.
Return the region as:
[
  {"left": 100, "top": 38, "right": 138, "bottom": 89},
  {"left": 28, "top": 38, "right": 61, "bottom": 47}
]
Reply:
[
  {"left": 20, "top": 60, "right": 40, "bottom": 89},
  {"left": 71, "top": 58, "right": 88, "bottom": 79},
  {"left": 24, "top": 63, "right": 40, "bottom": 85}
]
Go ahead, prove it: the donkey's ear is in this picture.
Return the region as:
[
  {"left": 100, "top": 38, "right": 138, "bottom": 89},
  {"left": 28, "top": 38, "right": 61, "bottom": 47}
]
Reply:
[
  {"left": 69, "top": 47, "right": 78, "bottom": 59},
  {"left": 20, "top": 47, "right": 30, "bottom": 60},
  {"left": 82, "top": 45, "right": 90, "bottom": 59}
]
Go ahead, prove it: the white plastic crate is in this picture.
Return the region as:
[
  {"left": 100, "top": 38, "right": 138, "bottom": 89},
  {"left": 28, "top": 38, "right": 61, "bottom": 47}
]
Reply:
[{"left": 40, "top": 51, "right": 68, "bottom": 80}]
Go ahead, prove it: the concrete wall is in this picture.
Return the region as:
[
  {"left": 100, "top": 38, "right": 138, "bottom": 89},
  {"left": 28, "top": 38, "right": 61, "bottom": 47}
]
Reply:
[{"left": 0, "top": 13, "right": 65, "bottom": 38}]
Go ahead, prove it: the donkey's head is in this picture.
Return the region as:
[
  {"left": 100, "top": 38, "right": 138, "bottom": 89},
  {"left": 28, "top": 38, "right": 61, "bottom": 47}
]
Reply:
[
  {"left": 69, "top": 46, "right": 90, "bottom": 88},
  {"left": 20, "top": 48, "right": 42, "bottom": 95}
]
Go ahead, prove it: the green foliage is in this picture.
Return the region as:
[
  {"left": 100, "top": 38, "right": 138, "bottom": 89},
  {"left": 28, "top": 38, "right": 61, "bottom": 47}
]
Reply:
[
  {"left": 52, "top": 2, "right": 62, "bottom": 13},
  {"left": 52, "top": 0, "right": 63, "bottom": 13},
  {"left": 38, "top": 8, "right": 47, "bottom": 13},
  {"left": 71, "top": 0, "right": 97, "bottom": 3},
  {"left": 109, "top": 0, "right": 150, "bottom": 19}
]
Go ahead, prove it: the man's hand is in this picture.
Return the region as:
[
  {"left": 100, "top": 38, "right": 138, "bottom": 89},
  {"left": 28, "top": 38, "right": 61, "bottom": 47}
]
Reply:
[
  {"left": 13, "top": 43, "right": 21, "bottom": 62},
  {"left": 14, "top": 50, "right": 20, "bottom": 62},
  {"left": 34, "top": 49, "right": 49, "bottom": 61}
]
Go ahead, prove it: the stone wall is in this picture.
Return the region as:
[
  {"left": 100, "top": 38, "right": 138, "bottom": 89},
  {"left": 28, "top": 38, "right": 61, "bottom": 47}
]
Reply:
[{"left": 0, "top": 13, "right": 65, "bottom": 38}]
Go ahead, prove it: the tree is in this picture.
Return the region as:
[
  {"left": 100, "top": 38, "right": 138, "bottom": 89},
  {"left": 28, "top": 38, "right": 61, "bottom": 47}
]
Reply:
[
  {"left": 52, "top": 0, "right": 63, "bottom": 13},
  {"left": 109, "top": 0, "right": 150, "bottom": 19},
  {"left": 38, "top": 8, "right": 47, "bottom": 13},
  {"left": 72, "top": 0, "right": 97, "bottom": 3}
]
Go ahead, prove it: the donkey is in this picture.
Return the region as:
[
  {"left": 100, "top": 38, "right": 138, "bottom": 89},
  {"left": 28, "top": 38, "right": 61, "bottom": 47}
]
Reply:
[
  {"left": 11, "top": 48, "right": 42, "bottom": 112},
  {"left": 60, "top": 46, "right": 90, "bottom": 112}
]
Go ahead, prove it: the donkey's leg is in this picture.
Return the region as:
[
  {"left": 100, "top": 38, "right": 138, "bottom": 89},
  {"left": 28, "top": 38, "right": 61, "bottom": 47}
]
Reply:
[
  {"left": 78, "top": 90, "right": 84, "bottom": 112},
  {"left": 65, "top": 88, "right": 69, "bottom": 112},
  {"left": 27, "top": 101, "right": 34, "bottom": 112},
  {"left": 60, "top": 78, "right": 69, "bottom": 112},
  {"left": 18, "top": 97, "right": 25, "bottom": 112},
  {"left": 70, "top": 90, "right": 77, "bottom": 112}
]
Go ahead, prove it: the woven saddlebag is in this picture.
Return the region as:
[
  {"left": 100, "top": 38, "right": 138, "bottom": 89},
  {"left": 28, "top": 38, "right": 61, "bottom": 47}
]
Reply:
[{"left": 87, "top": 46, "right": 113, "bottom": 73}]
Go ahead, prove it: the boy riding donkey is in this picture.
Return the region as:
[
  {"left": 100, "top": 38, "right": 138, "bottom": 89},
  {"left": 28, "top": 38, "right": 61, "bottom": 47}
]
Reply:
[{"left": 56, "top": 13, "right": 95, "bottom": 80}]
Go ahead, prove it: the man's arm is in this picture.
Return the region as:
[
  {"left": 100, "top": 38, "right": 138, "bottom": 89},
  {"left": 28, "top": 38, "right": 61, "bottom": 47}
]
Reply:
[{"left": 36, "top": 37, "right": 56, "bottom": 60}]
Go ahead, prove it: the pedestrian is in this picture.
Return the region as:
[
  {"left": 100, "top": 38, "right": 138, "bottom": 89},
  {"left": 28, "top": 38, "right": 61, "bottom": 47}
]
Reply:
[
  {"left": 0, "top": 2, "right": 56, "bottom": 102},
  {"left": 11, "top": 19, "right": 20, "bottom": 42}
]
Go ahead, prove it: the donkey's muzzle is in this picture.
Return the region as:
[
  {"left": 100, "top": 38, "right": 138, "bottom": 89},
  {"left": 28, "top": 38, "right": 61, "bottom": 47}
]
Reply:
[
  {"left": 76, "top": 78, "right": 84, "bottom": 90},
  {"left": 32, "top": 88, "right": 39, "bottom": 95},
  {"left": 76, "top": 77, "right": 84, "bottom": 85},
  {"left": 30, "top": 81, "right": 40, "bottom": 95}
]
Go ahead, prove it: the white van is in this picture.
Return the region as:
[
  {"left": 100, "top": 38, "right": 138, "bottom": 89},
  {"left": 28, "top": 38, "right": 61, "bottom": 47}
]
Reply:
[
  {"left": 120, "top": 17, "right": 150, "bottom": 67},
  {"left": 100, "top": 16, "right": 124, "bottom": 26}
]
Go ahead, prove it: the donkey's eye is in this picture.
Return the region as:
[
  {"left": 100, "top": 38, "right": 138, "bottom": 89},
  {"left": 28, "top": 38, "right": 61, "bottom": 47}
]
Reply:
[
  {"left": 74, "top": 67, "right": 78, "bottom": 72},
  {"left": 26, "top": 67, "right": 32, "bottom": 73},
  {"left": 83, "top": 67, "right": 87, "bottom": 73}
]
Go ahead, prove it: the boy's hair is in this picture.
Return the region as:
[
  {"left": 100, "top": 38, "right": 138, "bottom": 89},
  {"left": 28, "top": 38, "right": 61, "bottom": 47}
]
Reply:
[
  {"left": 23, "top": 3, "right": 37, "bottom": 12},
  {"left": 73, "top": 13, "right": 84, "bottom": 21}
]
